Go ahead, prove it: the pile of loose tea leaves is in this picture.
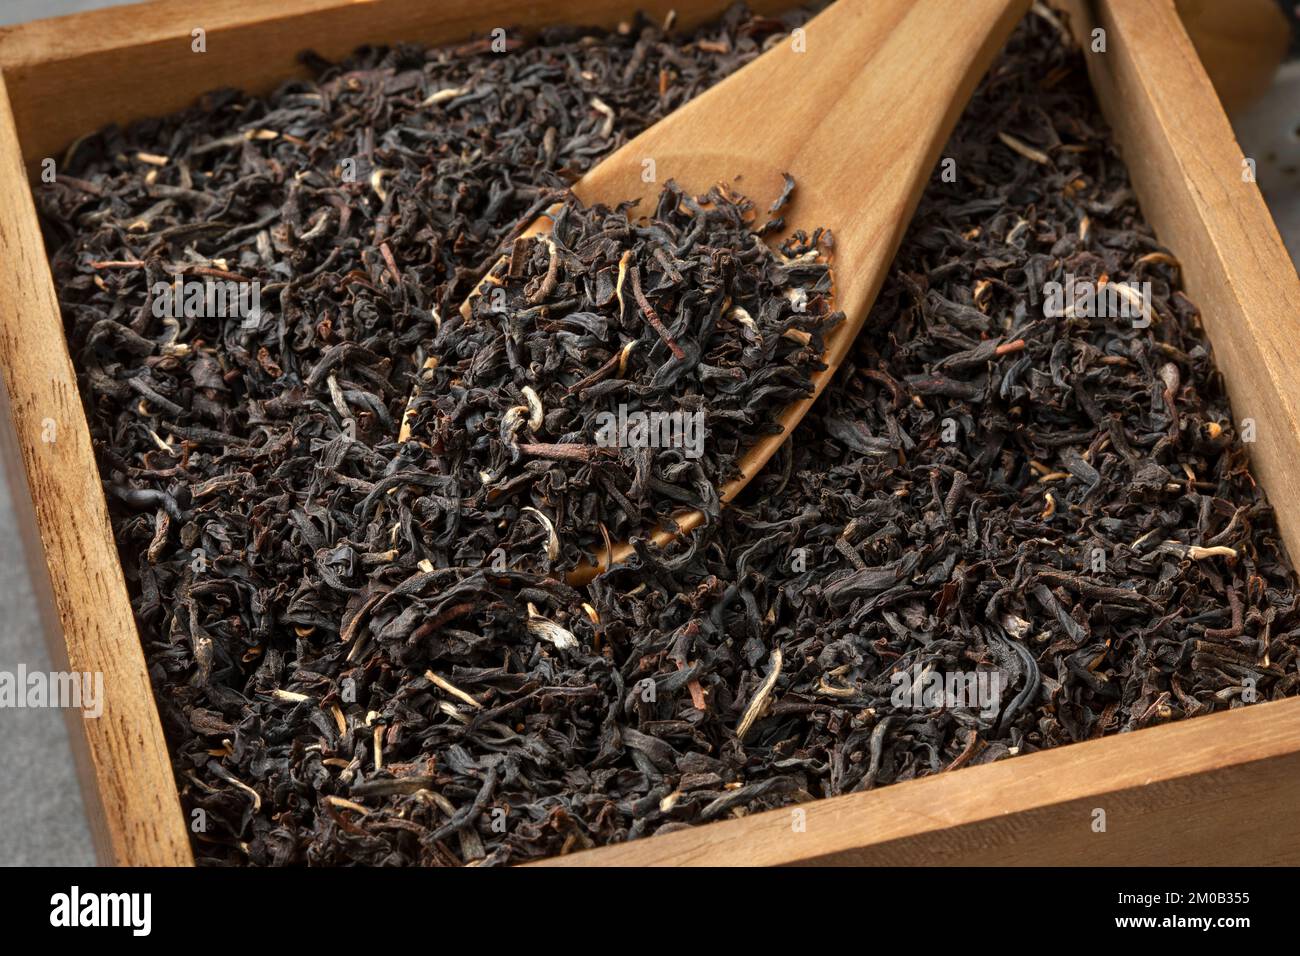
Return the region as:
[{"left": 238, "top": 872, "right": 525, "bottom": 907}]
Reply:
[
  {"left": 404, "top": 178, "right": 835, "bottom": 570},
  {"left": 36, "top": 4, "right": 1300, "bottom": 867}
]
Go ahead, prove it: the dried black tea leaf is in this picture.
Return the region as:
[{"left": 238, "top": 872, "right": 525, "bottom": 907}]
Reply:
[
  {"left": 402, "top": 180, "right": 836, "bottom": 570},
  {"left": 33, "top": 3, "right": 1300, "bottom": 867}
]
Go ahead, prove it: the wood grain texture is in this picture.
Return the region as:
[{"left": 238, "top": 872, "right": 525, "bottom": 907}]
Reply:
[
  {"left": 1175, "top": 0, "right": 1290, "bottom": 113},
  {"left": 537, "top": 696, "right": 1300, "bottom": 865},
  {"left": 0, "top": 72, "right": 192, "bottom": 866},
  {"left": 565, "top": 0, "right": 1031, "bottom": 580},
  {"left": 1060, "top": 0, "right": 1300, "bottom": 572},
  {"left": 0, "top": 0, "right": 787, "bottom": 172},
  {"left": 0, "top": 0, "right": 1296, "bottom": 867},
  {"left": 542, "top": 0, "right": 1300, "bottom": 865},
  {"left": 0, "top": 0, "right": 777, "bottom": 871}
]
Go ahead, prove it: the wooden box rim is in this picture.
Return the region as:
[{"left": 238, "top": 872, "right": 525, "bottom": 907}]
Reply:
[{"left": 1, "top": 0, "right": 1298, "bottom": 867}]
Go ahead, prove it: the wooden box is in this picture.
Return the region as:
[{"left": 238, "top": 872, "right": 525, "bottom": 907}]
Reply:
[{"left": 1, "top": 0, "right": 1297, "bottom": 867}]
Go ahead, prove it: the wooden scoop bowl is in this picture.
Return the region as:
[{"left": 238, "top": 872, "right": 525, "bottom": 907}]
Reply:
[{"left": 409, "top": 0, "right": 1029, "bottom": 584}]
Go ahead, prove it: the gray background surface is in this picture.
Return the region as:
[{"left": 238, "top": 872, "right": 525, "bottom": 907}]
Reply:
[
  {"left": 0, "top": 0, "right": 139, "bottom": 869},
  {"left": 0, "top": 0, "right": 1297, "bottom": 867}
]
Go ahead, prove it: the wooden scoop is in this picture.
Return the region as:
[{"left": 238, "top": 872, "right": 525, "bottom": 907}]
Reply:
[{"left": 409, "top": 0, "right": 1029, "bottom": 584}]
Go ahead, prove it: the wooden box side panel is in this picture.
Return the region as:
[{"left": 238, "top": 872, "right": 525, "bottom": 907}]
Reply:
[
  {"left": 0, "top": 0, "right": 776, "bottom": 868},
  {"left": 1, "top": 0, "right": 1295, "bottom": 869},
  {"left": 1063, "top": 0, "right": 1300, "bottom": 559},
  {"left": 542, "top": 0, "right": 1300, "bottom": 866},
  {"left": 0, "top": 0, "right": 787, "bottom": 170},
  {"left": 0, "top": 73, "right": 192, "bottom": 866},
  {"left": 539, "top": 696, "right": 1300, "bottom": 866}
]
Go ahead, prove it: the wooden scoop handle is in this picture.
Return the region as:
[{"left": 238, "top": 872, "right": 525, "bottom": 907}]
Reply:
[{"left": 566, "top": 0, "right": 1030, "bottom": 583}]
